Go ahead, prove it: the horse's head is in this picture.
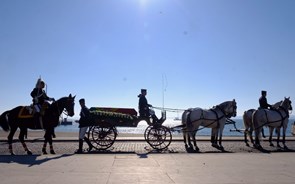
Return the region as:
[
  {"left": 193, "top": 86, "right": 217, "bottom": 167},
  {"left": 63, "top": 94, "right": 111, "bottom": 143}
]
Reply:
[
  {"left": 280, "top": 97, "right": 292, "bottom": 112},
  {"left": 219, "top": 99, "right": 237, "bottom": 118},
  {"left": 55, "top": 94, "right": 76, "bottom": 117}
]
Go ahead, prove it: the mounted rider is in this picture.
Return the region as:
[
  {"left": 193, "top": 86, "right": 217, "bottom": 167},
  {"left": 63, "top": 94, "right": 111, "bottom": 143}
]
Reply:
[
  {"left": 138, "top": 89, "right": 159, "bottom": 125},
  {"left": 30, "top": 78, "right": 55, "bottom": 129},
  {"left": 259, "top": 90, "right": 272, "bottom": 109}
]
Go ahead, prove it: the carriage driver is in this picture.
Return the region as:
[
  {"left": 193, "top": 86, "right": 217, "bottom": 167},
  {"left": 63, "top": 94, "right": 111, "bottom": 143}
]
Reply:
[
  {"left": 75, "top": 98, "right": 93, "bottom": 154},
  {"left": 138, "top": 89, "right": 159, "bottom": 124},
  {"left": 30, "top": 78, "right": 55, "bottom": 129},
  {"left": 259, "top": 90, "right": 272, "bottom": 109}
]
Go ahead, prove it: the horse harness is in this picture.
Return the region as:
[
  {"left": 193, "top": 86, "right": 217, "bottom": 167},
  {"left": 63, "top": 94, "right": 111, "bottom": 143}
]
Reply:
[
  {"left": 186, "top": 106, "right": 226, "bottom": 131},
  {"left": 262, "top": 106, "right": 289, "bottom": 128}
]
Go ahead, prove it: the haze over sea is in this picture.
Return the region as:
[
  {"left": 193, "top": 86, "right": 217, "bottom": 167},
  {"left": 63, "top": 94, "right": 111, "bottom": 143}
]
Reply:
[{"left": 56, "top": 117, "right": 295, "bottom": 137}]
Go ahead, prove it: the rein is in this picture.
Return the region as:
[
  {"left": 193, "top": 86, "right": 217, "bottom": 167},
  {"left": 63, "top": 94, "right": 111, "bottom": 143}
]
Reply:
[
  {"left": 49, "top": 99, "right": 69, "bottom": 120},
  {"left": 153, "top": 106, "right": 185, "bottom": 112}
]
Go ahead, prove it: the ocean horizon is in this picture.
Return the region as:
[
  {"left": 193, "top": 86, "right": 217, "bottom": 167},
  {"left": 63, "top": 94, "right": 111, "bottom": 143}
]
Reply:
[{"left": 56, "top": 118, "right": 295, "bottom": 137}]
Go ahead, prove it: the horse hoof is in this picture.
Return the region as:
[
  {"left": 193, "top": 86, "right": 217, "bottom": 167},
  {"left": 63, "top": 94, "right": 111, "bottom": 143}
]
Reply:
[
  {"left": 27, "top": 150, "right": 33, "bottom": 155},
  {"left": 10, "top": 152, "right": 15, "bottom": 156},
  {"left": 195, "top": 147, "right": 200, "bottom": 152},
  {"left": 270, "top": 143, "right": 274, "bottom": 147},
  {"left": 212, "top": 143, "right": 219, "bottom": 149},
  {"left": 284, "top": 145, "right": 289, "bottom": 150},
  {"left": 219, "top": 146, "right": 224, "bottom": 151},
  {"left": 50, "top": 150, "right": 56, "bottom": 154},
  {"left": 253, "top": 144, "right": 261, "bottom": 149}
]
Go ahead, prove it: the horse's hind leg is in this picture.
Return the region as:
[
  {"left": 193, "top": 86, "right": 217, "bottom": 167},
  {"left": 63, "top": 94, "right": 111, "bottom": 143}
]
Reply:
[
  {"left": 183, "top": 129, "right": 189, "bottom": 149},
  {"left": 192, "top": 131, "right": 199, "bottom": 152},
  {"left": 249, "top": 127, "right": 254, "bottom": 145},
  {"left": 19, "top": 128, "right": 32, "bottom": 155},
  {"left": 269, "top": 127, "right": 274, "bottom": 147},
  {"left": 187, "top": 132, "right": 193, "bottom": 149},
  {"left": 7, "top": 127, "right": 17, "bottom": 155},
  {"left": 244, "top": 130, "right": 249, "bottom": 147}
]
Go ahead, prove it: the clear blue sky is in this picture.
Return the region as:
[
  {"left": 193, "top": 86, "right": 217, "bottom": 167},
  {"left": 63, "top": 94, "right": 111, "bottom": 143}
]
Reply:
[{"left": 0, "top": 0, "right": 294, "bottom": 118}]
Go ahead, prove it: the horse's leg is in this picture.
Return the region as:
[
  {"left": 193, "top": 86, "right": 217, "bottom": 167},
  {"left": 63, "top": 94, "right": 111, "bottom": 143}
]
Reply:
[
  {"left": 243, "top": 131, "right": 248, "bottom": 146},
  {"left": 249, "top": 125, "right": 254, "bottom": 146},
  {"left": 211, "top": 128, "right": 218, "bottom": 148},
  {"left": 192, "top": 131, "right": 199, "bottom": 152},
  {"left": 276, "top": 127, "right": 281, "bottom": 148},
  {"left": 254, "top": 128, "right": 262, "bottom": 149},
  {"left": 42, "top": 131, "right": 48, "bottom": 154},
  {"left": 183, "top": 128, "right": 189, "bottom": 149},
  {"left": 282, "top": 126, "right": 288, "bottom": 150},
  {"left": 244, "top": 128, "right": 249, "bottom": 147},
  {"left": 188, "top": 131, "right": 193, "bottom": 149},
  {"left": 269, "top": 127, "right": 274, "bottom": 147},
  {"left": 243, "top": 116, "right": 249, "bottom": 146},
  {"left": 47, "top": 129, "right": 55, "bottom": 154},
  {"left": 19, "top": 128, "right": 32, "bottom": 155},
  {"left": 7, "top": 126, "right": 17, "bottom": 155},
  {"left": 218, "top": 127, "right": 224, "bottom": 151}
]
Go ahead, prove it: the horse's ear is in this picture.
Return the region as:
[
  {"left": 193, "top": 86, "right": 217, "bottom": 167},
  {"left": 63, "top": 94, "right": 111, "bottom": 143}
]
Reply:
[
  {"left": 233, "top": 99, "right": 235, "bottom": 102},
  {"left": 69, "top": 94, "right": 72, "bottom": 98},
  {"left": 73, "top": 95, "right": 76, "bottom": 99}
]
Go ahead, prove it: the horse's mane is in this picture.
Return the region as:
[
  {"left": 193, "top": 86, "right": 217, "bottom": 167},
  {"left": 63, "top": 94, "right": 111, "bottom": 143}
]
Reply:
[{"left": 216, "top": 101, "right": 234, "bottom": 109}]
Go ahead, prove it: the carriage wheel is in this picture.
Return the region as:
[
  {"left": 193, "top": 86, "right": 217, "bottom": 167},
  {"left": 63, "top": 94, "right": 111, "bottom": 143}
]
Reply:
[
  {"left": 88, "top": 126, "right": 117, "bottom": 150},
  {"left": 144, "top": 125, "right": 153, "bottom": 140},
  {"left": 145, "top": 125, "right": 172, "bottom": 150}
]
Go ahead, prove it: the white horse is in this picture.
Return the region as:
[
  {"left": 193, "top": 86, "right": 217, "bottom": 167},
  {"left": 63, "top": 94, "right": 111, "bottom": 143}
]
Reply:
[
  {"left": 243, "top": 101, "right": 282, "bottom": 147},
  {"left": 182, "top": 99, "right": 237, "bottom": 151},
  {"left": 253, "top": 97, "right": 292, "bottom": 149}
]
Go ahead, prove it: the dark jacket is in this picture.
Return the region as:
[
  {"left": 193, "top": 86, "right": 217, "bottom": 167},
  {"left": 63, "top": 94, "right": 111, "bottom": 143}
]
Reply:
[
  {"left": 259, "top": 96, "right": 271, "bottom": 109},
  {"left": 138, "top": 94, "right": 151, "bottom": 117},
  {"left": 30, "top": 88, "right": 50, "bottom": 105},
  {"left": 79, "top": 106, "right": 91, "bottom": 128}
]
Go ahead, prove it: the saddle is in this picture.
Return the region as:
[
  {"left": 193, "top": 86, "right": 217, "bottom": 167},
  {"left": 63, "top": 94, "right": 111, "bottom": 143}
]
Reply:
[
  {"left": 18, "top": 106, "right": 34, "bottom": 119},
  {"left": 18, "top": 103, "right": 49, "bottom": 119}
]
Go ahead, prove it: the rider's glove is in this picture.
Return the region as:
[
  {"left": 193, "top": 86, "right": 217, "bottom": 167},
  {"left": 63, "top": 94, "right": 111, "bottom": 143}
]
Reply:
[
  {"left": 50, "top": 98, "right": 55, "bottom": 102},
  {"left": 34, "top": 98, "right": 38, "bottom": 103}
]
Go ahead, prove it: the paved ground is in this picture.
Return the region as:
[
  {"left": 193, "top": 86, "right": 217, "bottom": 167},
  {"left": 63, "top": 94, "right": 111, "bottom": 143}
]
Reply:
[
  {"left": 1, "top": 140, "right": 295, "bottom": 155},
  {"left": 0, "top": 151, "right": 295, "bottom": 184},
  {"left": 1, "top": 131, "right": 295, "bottom": 184}
]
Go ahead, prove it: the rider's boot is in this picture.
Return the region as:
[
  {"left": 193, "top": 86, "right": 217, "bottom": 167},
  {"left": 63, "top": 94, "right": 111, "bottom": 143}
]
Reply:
[
  {"left": 84, "top": 137, "right": 93, "bottom": 152},
  {"left": 75, "top": 139, "right": 83, "bottom": 154}
]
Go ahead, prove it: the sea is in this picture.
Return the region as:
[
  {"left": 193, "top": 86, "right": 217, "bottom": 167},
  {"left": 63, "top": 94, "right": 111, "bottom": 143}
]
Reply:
[{"left": 56, "top": 118, "right": 295, "bottom": 137}]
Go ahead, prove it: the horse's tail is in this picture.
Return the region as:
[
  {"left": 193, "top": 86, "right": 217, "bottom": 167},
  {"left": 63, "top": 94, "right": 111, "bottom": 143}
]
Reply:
[
  {"left": 242, "top": 111, "right": 248, "bottom": 129},
  {"left": 252, "top": 110, "right": 258, "bottom": 130},
  {"left": 0, "top": 111, "right": 10, "bottom": 131},
  {"left": 181, "top": 110, "right": 190, "bottom": 126}
]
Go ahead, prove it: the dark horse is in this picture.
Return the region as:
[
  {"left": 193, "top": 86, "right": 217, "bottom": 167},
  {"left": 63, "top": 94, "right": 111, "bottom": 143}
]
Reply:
[{"left": 0, "top": 94, "right": 75, "bottom": 155}]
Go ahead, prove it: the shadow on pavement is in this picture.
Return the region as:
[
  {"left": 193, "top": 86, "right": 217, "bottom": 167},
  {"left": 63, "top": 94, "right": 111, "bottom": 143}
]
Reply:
[{"left": 0, "top": 154, "right": 74, "bottom": 167}]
